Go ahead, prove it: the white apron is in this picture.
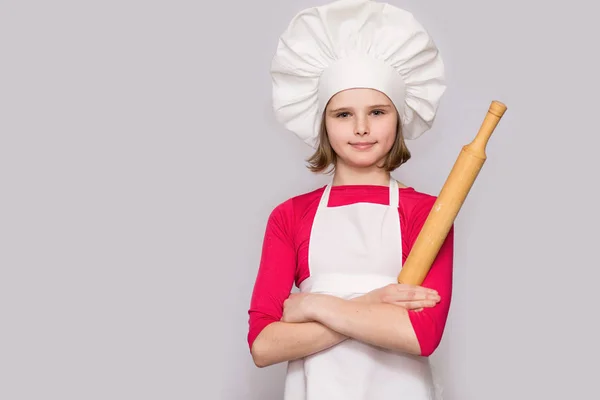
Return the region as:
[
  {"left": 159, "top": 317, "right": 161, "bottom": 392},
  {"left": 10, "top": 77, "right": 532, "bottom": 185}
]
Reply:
[{"left": 283, "top": 178, "right": 438, "bottom": 400}]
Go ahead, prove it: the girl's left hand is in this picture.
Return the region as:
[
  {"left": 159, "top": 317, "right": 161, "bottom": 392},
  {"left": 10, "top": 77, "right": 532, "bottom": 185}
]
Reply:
[{"left": 282, "top": 293, "right": 314, "bottom": 323}]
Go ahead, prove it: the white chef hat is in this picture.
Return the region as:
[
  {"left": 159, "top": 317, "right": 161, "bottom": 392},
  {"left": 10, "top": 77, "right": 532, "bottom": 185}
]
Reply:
[{"left": 270, "top": 0, "right": 446, "bottom": 148}]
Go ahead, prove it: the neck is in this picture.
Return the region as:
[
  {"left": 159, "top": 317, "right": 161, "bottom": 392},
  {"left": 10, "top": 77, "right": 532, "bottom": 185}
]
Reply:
[{"left": 331, "top": 162, "right": 391, "bottom": 186}]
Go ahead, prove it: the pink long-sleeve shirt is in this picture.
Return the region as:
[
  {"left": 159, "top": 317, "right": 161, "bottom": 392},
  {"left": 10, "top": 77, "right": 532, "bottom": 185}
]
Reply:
[{"left": 247, "top": 184, "right": 454, "bottom": 357}]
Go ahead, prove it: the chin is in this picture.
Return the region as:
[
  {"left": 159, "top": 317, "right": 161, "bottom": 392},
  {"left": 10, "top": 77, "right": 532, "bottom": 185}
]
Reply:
[
  {"left": 342, "top": 154, "right": 383, "bottom": 169},
  {"left": 350, "top": 160, "right": 378, "bottom": 168}
]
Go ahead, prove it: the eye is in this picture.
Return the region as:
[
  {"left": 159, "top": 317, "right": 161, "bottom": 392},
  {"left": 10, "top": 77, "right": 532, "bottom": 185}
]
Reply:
[
  {"left": 336, "top": 112, "right": 350, "bottom": 118},
  {"left": 372, "top": 110, "right": 385, "bottom": 116}
]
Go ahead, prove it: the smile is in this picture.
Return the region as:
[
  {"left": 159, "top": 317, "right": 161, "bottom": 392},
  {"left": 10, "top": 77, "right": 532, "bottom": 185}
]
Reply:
[{"left": 349, "top": 142, "right": 376, "bottom": 150}]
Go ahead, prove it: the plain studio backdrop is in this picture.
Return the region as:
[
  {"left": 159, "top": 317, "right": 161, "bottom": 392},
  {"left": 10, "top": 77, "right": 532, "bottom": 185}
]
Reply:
[{"left": 1, "top": 0, "right": 599, "bottom": 399}]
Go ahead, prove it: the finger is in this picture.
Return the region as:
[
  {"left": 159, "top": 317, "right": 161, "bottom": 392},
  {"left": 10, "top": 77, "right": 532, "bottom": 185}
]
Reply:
[
  {"left": 395, "top": 284, "right": 439, "bottom": 297},
  {"left": 385, "top": 292, "right": 440, "bottom": 302},
  {"left": 394, "top": 284, "right": 420, "bottom": 294},
  {"left": 396, "top": 284, "right": 436, "bottom": 292},
  {"left": 416, "top": 300, "right": 438, "bottom": 309},
  {"left": 388, "top": 300, "right": 438, "bottom": 310}
]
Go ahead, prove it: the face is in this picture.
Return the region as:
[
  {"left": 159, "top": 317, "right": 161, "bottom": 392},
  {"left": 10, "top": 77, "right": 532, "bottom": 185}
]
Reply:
[{"left": 324, "top": 88, "right": 398, "bottom": 170}]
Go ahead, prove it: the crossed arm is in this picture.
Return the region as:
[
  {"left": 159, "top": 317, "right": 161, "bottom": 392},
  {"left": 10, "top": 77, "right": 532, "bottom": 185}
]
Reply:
[
  {"left": 250, "top": 318, "right": 346, "bottom": 368},
  {"left": 250, "top": 285, "right": 439, "bottom": 368}
]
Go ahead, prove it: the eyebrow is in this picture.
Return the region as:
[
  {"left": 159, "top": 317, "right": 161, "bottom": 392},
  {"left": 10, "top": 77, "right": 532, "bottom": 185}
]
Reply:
[{"left": 328, "top": 104, "right": 392, "bottom": 113}]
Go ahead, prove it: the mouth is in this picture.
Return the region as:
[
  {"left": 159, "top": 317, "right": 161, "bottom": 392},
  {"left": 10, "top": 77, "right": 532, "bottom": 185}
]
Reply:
[{"left": 349, "top": 141, "right": 376, "bottom": 150}]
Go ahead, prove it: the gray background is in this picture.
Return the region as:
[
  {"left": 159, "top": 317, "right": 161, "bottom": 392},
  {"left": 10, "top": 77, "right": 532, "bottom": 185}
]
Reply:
[{"left": 1, "top": 0, "right": 598, "bottom": 399}]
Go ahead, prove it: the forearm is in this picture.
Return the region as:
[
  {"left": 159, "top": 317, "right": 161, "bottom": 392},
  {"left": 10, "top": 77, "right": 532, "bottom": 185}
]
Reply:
[
  {"left": 251, "top": 321, "right": 346, "bottom": 368},
  {"left": 308, "top": 294, "right": 421, "bottom": 355}
]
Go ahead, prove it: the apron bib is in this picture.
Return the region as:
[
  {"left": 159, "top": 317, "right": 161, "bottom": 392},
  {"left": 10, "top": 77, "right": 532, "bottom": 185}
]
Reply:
[{"left": 283, "top": 179, "right": 437, "bottom": 400}]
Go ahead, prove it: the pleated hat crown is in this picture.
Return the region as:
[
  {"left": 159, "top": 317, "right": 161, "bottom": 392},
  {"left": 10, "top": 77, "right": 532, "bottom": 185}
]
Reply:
[{"left": 270, "top": 0, "right": 446, "bottom": 148}]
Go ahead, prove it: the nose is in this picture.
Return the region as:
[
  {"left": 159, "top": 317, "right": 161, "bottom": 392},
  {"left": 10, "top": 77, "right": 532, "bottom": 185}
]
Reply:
[{"left": 355, "top": 115, "right": 369, "bottom": 136}]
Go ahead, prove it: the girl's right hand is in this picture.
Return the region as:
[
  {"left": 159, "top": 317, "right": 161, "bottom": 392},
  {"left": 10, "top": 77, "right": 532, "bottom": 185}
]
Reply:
[{"left": 360, "top": 284, "right": 440, "bottom": 311}]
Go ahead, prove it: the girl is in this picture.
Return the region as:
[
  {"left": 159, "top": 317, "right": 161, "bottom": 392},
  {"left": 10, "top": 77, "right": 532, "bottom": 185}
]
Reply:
[{"left": 248, "top": 0, "right": 453, "bottom": 398}]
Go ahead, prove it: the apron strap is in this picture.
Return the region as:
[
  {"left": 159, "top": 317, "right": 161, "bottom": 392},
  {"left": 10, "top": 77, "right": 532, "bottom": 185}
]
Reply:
[
  {"left": 318, "top": 182, "right": 333, "bottom": 209},
  {"left": 389, "top": 178, "right": 399, "bottom": 207}
]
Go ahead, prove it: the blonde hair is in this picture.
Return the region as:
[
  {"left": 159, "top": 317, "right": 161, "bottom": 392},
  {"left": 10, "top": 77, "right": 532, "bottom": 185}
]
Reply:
[{"left": 306, "top": 111, "right": 411, "bottom": 174}]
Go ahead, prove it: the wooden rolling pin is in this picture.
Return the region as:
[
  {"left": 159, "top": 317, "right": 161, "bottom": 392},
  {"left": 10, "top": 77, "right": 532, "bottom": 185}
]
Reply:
[{"left": 397, "top": 100, "right": 507, "bottom": 285}]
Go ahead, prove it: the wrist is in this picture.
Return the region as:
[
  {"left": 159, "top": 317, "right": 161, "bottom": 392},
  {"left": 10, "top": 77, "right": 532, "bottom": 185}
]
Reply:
[
  {"left": 304, "top": 293, "right": 330, "bottom": 321},
  {"left": 351, "top": 293, "right": 370, "bottom": 303}
]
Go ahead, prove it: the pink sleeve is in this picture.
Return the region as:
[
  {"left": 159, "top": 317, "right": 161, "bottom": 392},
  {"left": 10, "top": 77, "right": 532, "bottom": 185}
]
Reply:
[
  {"left": 406, "top": 198, "right": 454, "bottom": 357},
  {"left": 247, "top": 199, "right": 297, "bottom": 351}
]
